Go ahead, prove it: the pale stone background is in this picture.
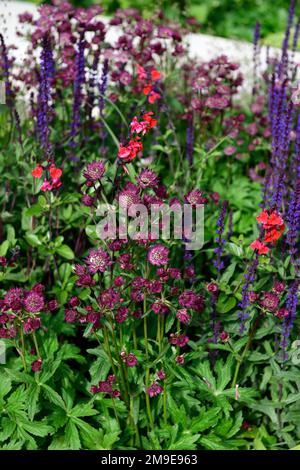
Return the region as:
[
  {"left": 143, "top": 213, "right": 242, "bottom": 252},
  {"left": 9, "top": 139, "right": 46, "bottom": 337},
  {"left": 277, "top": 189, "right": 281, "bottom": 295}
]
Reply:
[{"left": 1, "top": 0, "right": 300, "bottom": 96}]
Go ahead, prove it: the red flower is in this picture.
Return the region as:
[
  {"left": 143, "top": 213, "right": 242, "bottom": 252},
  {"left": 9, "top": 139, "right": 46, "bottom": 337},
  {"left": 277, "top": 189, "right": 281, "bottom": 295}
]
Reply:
[
  {"left": 32, "top": 165, "right": 43, "bottom": 178},
  {"left": 148, "top": 90, "right": 161, "bottom": 104},
  {"left": 256, "top": 210, "right": 285, "bottom": 244},
  {"left": 50, "top": 165, "right": 62, "bottom": 180},
  {"left": 118, "top": 137, "right": 143, "bottom": 162},
  {"left": 41, "top": 179, "right": 53, "bottom": 192},
  {"left": 142, "top": 111, "right": 157, "bottom": 128},
  {"left": 136, "top": 64, "right": 147, "bottom": 81},
  {"left": 264, "top": 227, "right": 284, "bottom": 243},
  {"left": 130, "top": 116, "right": 149, "bottom": 135},
  {"left": 143, "top": 84, "right": 152, "bottom": 96},
  {"left": 250, "top": 239, "right": 269, "bottom": 255},
  {"left": 151, "top": 69, "right": 161, "bottom": 81}
]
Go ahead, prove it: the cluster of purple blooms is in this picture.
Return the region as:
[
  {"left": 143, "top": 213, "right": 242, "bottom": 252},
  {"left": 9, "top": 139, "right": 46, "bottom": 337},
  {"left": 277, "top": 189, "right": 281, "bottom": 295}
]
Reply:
[{"left": 0, "top": 285, "right": 58, "bottom": 339}]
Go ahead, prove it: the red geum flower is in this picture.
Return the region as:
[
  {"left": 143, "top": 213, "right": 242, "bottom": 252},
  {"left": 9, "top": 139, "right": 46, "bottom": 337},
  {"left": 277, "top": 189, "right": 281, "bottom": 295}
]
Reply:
[
  {"left": 118, "top": 137, "right": 143, "bottom": 162},
  {"left": 257, "top": 210, "right": 284, "bottom": 230},
  {"left": 143, "top": 84, "right": 153, "bottom": 95},
  {"left": 50, "top": 165, "right": 62, "bottom": 180},
  {"left": 148, "top": 90, "right": 161, "bottom": 103},
  {"left": 250, "top": 239, "right": 269, "bottom": 255},
  {"left": 32, "top": 165, "right": 43, "bottom": 178},
  {"left": 136, "top": 64, "right": 147, "bottom": 81},
  {"left": 142, "top": 111, "right": 157, "bottom": 128},
  {"left": 264, "top": 226, "right": 284, "bottom": 243},
  {"left": 151, "top": 68, "right": 161, "bottom": 81},
  {"left": 130, "top": 116, "right": 149, "bottom": 135}
]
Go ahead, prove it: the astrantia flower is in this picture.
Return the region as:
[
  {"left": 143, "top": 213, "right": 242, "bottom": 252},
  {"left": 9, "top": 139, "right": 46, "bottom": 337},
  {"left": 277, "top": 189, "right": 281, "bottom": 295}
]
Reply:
[
  {"left": 81, "top": 195, "right": 95, "bottom": 207},
  {"left": 185, "top": 189, "right": 207, "bottom": 206},
  {"left": 219, "top": 331, "right": 229, "bottom": 342},
  {"left": 23, "top": 317, "right": 41, "bottom": 334},
  {"left": 65, "top": 309, "right": 77, "bottom": 323},
  {"left": 175, "top": 355, "right": 185, "bottom": 365},
  {"left": 125, "top": 353, "right": 137, "bottom": 367},
  {"left": 147, "top": 381, "right": 163, "bottom": 397},
  {"left": 176, "top": 308, "right": 191, "bottom": 324},
  {"left": 4, "top": 288, "right": 24, "bottom": 311},
  {"left": 275, "top": 308, "right": 289, "bottom": 318},
  {"left": 23, "top": 290, "right": 45, "bottom": 313},
  {"left": 273, "top": 281, "right": 285, "bottom": 293},
  {"left": 147, "top": 244, "right": 169, "bottom": 266},
  {"left": 118, "top": 189, "right": 141, "bottom": 209},
  {"left": 157, "top": 369, "right": 166, "bottom": 381},
  {"left": 31, "top": 359, "right": 42, "bottom": 372},
  {"left": 137, "top": 169, "right": 158, "bottom": 188},
  {"left": 85, "top": 247, "right": 111, "bottom": 273},
  {"left": 178, "top": 290, "right": 204, "bottom": 312},
  {"left": 250, "top": 239, "right": 269, "bottom": 255},
  {"left": 169, "top": 333, "right": 189, "bottom": 347},
  {"left": 260, "top": 292, "right": 280, "bottom": 312},
  {"left": 83, "top": 160, "right": 105, "bottom": 181}
]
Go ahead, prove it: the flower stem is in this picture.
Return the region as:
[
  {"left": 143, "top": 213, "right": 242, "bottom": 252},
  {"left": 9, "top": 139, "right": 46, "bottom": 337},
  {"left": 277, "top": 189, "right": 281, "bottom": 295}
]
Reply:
[{"left": 231, "top": 313, "right": 262, "bottom": 388}]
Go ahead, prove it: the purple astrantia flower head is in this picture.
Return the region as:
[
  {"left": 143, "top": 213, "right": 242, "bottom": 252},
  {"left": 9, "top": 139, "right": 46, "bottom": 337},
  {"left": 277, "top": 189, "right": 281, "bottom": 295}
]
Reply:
[
  {"left": 118, "top": 189, "right": 141, "bottom": 209},
  {"left": 85, "top": 247, "right": 111, "bottom": 273},
  {"left": 178, "top": 290, "right": 204, "bottom": 312},
  {"left": 81, "top": 194, "right": 95, "bottom": 207},
  {"left": 185, "top": 189, "right": 207, "bottom": 206},
  {"left": 147, "top": 244, "right": 169, "bottom": 266},
  {"left": 157, "top": 369, "right": 166, "bottom": 381},
  {"left": 83, "top": 160, "right": 105, "bottom": 181},
  {"left": 137, "top": 169, "right": 159, "bottom": 188},
  {"left": 169, "top": 333, "right": 189, "bottom": 347},
  {"left": 125, "top": 353, "right": 138, "bottom": 367},
  {"left": 23, "top": 317, "right": 41, "bottom": 334},
  {"left": 4, "top": 288, "right": 24, "bottom": 311},
  {"left": 23, "top": 290, "right": 45, "bottom": 313},
  {"left": 31, "top": 359, "right": 43, "bottom": 372},
  {"left": 260, "top": 292, "right": 280, "bottom": 312},
  {"left": 147, "top": 381, "right": 163, "bottom": 397},
  {"left": 176, "top": 308, "right": 191, "bottom": 325}
]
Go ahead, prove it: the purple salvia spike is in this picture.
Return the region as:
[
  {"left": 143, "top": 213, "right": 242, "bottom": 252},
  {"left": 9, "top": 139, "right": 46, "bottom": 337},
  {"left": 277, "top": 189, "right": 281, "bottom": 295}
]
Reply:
[{"left": 69, "top": 32, "right": 85, "bottom": 158}]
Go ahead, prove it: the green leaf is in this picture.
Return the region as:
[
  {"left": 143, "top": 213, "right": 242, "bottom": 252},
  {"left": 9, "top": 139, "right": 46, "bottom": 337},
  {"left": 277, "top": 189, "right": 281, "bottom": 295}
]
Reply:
[
  {"left": 65, "top": 420, "right": 81, "bottom": 450},
  {"left": 41, "top": 384, "right": 66, "bottom": 410},
  {"left": 25, "top": 233, "right": 42, "bottom": 247},
  {"left": 0, "top": 240, "right": 10, "bottom": 256},
  {"left": 217, "top": 294, "right": 237, "bottom": 314},
  {"left": 56, "top": 244, "right": 75, "bottom": 260}
]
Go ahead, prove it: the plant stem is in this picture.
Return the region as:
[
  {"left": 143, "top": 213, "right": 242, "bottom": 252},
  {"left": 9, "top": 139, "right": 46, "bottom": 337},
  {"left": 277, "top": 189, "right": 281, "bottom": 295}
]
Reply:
[
  {"left": 163, "top": 381, "right": 167, "bottom": 425},
  {"left": 32, "top": 331, "right": 41, "bottom": 359},
  {"left": 231, "top": 313, "right": 262, "bottom": 388}
]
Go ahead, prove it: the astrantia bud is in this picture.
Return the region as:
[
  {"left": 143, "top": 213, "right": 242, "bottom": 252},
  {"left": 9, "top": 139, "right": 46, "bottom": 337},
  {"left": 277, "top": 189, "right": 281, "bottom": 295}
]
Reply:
[{"left": 31, "top": 359, "right": 43, "bottom": 372}]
